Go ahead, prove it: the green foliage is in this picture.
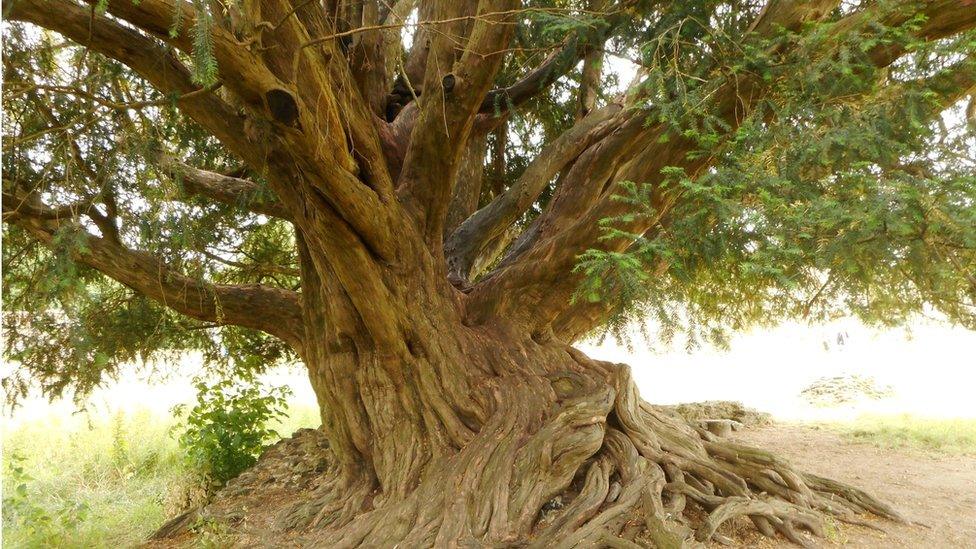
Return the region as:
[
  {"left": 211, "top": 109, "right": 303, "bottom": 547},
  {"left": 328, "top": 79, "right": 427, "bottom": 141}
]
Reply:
[
  {"left": 189, "top": 0, "right": 218, "bottom": 86},
  {"left": 481, "top": 3, "right": 974, "bottom": 348},
  {"left": 2, "top": 18, "right": 297, "bottom": 404},
  {"left": 574, "top": 8, "right": 976, "bottom": 347},
  {"left": 174, "top": 373, "right": 291, "bottom": 490},
  {"left": 3, "top": 454, "right": 91, "bottom": 547},
  {"left": 2, "top": 402, "right": 318, "bottom": 548}
]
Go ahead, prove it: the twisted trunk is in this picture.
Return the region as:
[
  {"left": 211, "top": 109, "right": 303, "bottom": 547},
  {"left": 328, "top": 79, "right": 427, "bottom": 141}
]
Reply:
[{"left": 158, "top": 250, "right": 904, "bottom": 547}]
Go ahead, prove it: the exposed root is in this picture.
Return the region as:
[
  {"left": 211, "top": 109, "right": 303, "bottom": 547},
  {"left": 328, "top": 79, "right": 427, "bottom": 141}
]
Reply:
[
  {"left": 154, "top": 362, "right": 905, "bottom": 548},
  {"left": 277, "top": 467, "right": 373, "bottom": 530}
]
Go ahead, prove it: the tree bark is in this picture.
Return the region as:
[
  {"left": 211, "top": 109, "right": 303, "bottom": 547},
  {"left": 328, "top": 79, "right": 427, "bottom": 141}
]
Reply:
[{"left": 153, "top": 254, "right": 903, "bottom": 547}]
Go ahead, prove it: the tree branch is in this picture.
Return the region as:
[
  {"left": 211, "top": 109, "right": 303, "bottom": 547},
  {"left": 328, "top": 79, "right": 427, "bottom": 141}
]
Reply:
[
  {"left": 76, "top": 0, "right": 290, "bottom": 109},
  {"left": 444, "top": 103, "right": 622, "bottom": 285},
  {"left": 155, "top": 154, "right": 292, "bottom": 220},
  {"left": 3, "top": 204, "right": 305, "bottom": 351},
  {"left": 397, "top": 0, "right": 519, "bottom": 246},
  {"left": 478, "top": 0, "right": 634, "bottom": 115},
  {"left": 347, "top": 1, "right": 398, "bottom": 116},
  {"left": 444, "top": 129, "right": 490, "bottom": 239}
]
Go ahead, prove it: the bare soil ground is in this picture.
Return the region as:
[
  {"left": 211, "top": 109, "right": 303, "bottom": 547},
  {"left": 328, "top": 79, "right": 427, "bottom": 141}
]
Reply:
[
  {"left": 724, "top": 423, "right": 976, "bottom": 548},
  {"left": 146, "top": 423, "right": 976, "bottom": 548}
]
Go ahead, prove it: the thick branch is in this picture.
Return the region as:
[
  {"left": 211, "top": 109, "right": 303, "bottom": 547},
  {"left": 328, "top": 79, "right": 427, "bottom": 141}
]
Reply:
[
  {"left": 844, "top": 0, "right": 976, "bottom": 67},
  {"left": 347, "top": 1, "right": 397, "bottom": 116},
  {"left": 77, "top": 0, "right": 290, "bottom": 110},
  {"left": 229, "top": 0, "right": 401, "bottom": 259},
  {"left": 444, "top": 130, "right": 490, "bottom": 239},
  {"left": 480, "top": 35, "right": 588, "bottom": 114},
  {"left": 479, "top": 0, "right": 635, "bottom": 114},
  {"left": 156, "top": 154, "right": 292, "bottom": 220},
  {"left": 397, "top": 0, "right": 518, "bottom": 245},
  {"left": 3, "top": 209, "right": 305, "bottom": 350},
  {"left": 444, "top": 103, "right": 622, "bottom": 284}
]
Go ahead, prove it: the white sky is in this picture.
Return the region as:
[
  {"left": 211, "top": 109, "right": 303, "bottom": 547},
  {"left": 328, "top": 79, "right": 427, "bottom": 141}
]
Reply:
[{"left": 5, "top": 315, "right": 975, "bottom": 428}]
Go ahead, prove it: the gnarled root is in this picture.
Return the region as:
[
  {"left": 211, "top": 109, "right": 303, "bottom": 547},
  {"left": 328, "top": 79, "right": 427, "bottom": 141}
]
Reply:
[
  {"left": 157, "top": 362, "right": 904, "bottom": 548},
  {"left": 509, "top": 364, "right": 904, "bottom": 548}
]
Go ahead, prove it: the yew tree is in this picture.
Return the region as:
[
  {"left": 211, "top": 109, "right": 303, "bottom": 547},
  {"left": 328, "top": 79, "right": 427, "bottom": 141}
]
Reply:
[{"left": 3, "top": 0, "right": 976, "bottom": 546}]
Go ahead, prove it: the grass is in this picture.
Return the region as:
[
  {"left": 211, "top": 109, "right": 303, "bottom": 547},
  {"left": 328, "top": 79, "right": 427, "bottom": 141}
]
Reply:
[
  {"left": 830, "top": 414, "right": 976, "bottom": 455},
  {"left": 2, "top": 403, "right": 318, "bottom": 549}
]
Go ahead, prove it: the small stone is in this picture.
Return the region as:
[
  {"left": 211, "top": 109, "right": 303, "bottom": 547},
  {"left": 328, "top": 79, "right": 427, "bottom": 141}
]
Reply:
[
  {"left": 541, "top": 495, "right": 563, "bottom": 513},
  {"left": 702, "top": 419, "right": 734, "bottom": 437}
]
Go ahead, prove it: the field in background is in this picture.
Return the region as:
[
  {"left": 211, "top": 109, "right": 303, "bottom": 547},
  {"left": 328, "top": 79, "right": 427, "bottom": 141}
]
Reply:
[
  {"left": 2, "top": 404, "right": 319, "bottom": 548},
  {"left": 3, "top": 317, "right": 975, "bottom": 546},
  {"left": 829, "top": 414, "right": 976, "bottom": 455}
]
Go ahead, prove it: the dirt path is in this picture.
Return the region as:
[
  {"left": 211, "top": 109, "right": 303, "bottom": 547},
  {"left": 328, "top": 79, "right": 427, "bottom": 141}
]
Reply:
[{"left": 725, "top": 423, "right": 976, "bottom": 548}]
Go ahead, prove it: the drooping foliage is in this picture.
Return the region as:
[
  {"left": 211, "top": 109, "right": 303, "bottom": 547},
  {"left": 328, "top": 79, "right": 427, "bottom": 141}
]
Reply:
[
  {"left": 576, "top": 11, "right": 976, "bottom": 346},
  {"left": 3, "top": 19, "right": 297, "bottom": 402}
]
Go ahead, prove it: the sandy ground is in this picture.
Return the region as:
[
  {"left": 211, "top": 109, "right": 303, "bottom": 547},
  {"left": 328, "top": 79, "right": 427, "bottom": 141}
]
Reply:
[
  {"left": 140, "top": 422, "right": 976, "bottom": 548},
  {"left": 725, "top": 424, "right": 976, "bottom": 548}
]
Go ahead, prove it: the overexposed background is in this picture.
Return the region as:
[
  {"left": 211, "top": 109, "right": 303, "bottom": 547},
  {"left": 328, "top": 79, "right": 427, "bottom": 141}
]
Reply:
[{"left": 5, "top": 316, "right": 975, "bottom": 427}]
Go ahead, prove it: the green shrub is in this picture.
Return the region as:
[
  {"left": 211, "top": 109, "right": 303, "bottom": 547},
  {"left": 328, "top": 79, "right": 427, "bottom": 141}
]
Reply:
[{"left": 174, "top": 374, "right": 290, "bottom": 490}]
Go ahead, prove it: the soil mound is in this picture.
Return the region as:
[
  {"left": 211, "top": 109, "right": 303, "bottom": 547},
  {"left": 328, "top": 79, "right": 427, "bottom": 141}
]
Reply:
[
  {"left": 800, "top": 375, "right": 894, "bottom": 407},
  {"left": 660, "top": 400, "right": 773, "bottom": 427}
]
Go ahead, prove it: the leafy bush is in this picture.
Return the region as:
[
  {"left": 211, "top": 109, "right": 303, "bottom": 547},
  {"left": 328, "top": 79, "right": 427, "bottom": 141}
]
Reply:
[{"left": 174, "top": 374, "right": 290, "bottom": 490}]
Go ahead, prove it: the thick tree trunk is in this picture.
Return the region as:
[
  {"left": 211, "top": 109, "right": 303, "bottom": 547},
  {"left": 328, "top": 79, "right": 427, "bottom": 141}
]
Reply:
[{"left": 157, "top": 271, "right": 904, "bottom": 547}]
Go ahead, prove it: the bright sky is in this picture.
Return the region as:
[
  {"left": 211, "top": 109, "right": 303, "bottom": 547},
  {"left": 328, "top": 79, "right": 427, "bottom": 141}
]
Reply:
[
  {"left": 580, "top": 317, "right": 976, "bottom": 421},
  {"left": 5, "top": 316, "right": 975, "bottom": 428}
]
